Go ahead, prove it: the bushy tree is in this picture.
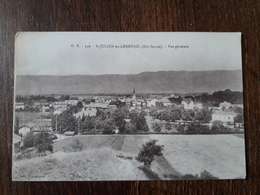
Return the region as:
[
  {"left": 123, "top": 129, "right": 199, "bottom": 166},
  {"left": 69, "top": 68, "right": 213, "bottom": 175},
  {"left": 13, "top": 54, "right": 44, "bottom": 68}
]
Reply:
[
  {"left": 101, "top": 118, "right": 116, "bottom": 134},
  {"left": 81, "top": 116, "right": 95, "bottom": 132},
  {"left": 23, "top": 131, "right": 34, "bottom": 148},
  {"left": 201, "top": 109, "right": 212, "bottom": 123},
  {"left": 51, "top": 110, "right": 77, "bottom": 133},
  {"left": 211, "top": 120, "right": 224, "bottom": 132},
  {"left": 176, "top": 124, "right": 185, "bottom": 133},
  {"left": 130, "top": 112, "right": 149, "bottom": 131},
  {"left": 182, "top": 110, "right": 194, "bottom": 121},
  {"left": 125, "top": 122, "right": 136, "bottom": 133},
  {"left": 152, "top": 123, "right": 161, "bottom": 132},
  {"left": 165, "top": 121, "right": 172, "bottom": 130},
  {"left": 149, "top": 109, "right": 158, "bottom": 119},
  {"left": 35, "top": 132, "right": 53, "bottom": 153},
  {"left": 234, "top": 113, "right": 243, "bottom": 123},
  {"left": 112, "top": 110, "right": 126, "bottom": 133},
  {"left": 194, "top": 111, "right": 204, "bottom": 122},
  {"left": 170, "top": 108, "right": 181, "bottom": 121},
  {"left": 136, "top": 139, "right": 164, "bottom": 167}
]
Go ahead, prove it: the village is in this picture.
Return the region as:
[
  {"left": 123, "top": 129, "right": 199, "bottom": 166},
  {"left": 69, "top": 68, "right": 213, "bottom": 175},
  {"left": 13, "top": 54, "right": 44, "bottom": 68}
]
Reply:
[{"left": 13, "top": 88, "right": 244, "bottom": 148}]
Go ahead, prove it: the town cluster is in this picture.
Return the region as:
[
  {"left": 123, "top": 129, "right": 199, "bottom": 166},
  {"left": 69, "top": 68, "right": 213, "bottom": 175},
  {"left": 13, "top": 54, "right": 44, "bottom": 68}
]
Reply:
[{"left": 14, "top": 88, "right": 244, "bottom": 147}]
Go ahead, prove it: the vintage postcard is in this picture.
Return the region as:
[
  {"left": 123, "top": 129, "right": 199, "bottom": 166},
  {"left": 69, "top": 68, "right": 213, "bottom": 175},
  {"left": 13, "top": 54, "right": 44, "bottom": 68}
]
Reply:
[{"left": 13, "top": 32, "right": 246, "bottom": 181}]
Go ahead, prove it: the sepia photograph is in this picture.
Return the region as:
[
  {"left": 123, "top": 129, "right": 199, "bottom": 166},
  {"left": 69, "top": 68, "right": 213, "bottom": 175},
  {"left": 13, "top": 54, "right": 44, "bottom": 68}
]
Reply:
[{"left": 12, "top": 32, "right": 245, "bottom": 181}]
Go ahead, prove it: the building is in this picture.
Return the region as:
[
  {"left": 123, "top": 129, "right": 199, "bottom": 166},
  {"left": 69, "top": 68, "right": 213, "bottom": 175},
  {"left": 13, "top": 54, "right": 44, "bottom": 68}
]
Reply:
[
  {"left": 181, "top": 96, "right": 195, "bottom": 110},
  {"left": 74, "top": 108, "right": 97, "bottom": 118},
  {"left": 132, "top": 88, "right": 136, "bottom": 101},
  {"left": 15, "top": 103, "right": 25, "bottom": 110},
  {"left": 84, "top": 102, "right": 109, "bottom": 109},
  {"left": 18, "top": 125, "right": 31, "bottom": 136},
  {"left": 212, "top": 111, "right": 237, "bottom": 123},
  {"left": 160, "top": 97, "right": 172, "bottom": 107},
  {"left": 147, "top": 98, "right": 157, "bottom": 107}
]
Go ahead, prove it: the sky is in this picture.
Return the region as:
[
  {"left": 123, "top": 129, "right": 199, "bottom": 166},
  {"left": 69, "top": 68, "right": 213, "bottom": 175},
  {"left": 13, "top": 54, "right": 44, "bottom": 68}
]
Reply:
[{"left": 15, "top": 32, "right": 242, "bottom": 75}]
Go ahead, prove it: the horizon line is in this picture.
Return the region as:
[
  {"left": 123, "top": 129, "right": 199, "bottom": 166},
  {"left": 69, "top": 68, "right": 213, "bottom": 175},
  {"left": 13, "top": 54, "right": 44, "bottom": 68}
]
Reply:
[{"left": 16, "top": 69, "right": 242, "bottom": 76}]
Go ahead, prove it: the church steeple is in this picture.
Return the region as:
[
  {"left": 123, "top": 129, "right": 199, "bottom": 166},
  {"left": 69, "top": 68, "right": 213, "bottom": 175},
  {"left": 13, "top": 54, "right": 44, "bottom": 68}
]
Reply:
[{"left": 132, "top": 88, "right": 136, "bottom": 100}]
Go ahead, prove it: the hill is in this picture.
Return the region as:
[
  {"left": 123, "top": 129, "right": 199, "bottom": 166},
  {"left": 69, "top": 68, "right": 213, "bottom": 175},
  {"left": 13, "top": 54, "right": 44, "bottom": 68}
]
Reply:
[{"left": 16, "top": 70, "right": 243, "bottom": 95}]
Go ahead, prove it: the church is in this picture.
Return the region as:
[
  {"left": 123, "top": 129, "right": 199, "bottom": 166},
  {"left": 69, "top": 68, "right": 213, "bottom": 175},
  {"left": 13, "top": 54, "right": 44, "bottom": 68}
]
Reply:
[{"left": 125, "top": 88, "right": 146, "bottom": 109}]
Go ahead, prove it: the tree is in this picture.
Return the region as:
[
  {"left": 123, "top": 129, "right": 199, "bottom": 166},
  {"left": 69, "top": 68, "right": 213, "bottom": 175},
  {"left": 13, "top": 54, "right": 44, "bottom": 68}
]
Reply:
[
  {"left": 194, "top": 111, "right": 204, "bottom": 122},
  {"left": 152, "top": 123, "right": 161, "bottom": 132},
  {"left": 149, "top": 109, "right": 158, "bottom": 119},
  {"left": 59, "top": 95, "right": 70, "bottom": 101},
  {"left": 51, "top": 110, "right": 77, "bottom": 133},
  {"left": 182, "top": 110, "right": 193, "bottom": 121},
  {"left": 81, "top": 116, "right": 95, "bottom": 132},
  {"left": 35, "top": 132, "right": 53, "bottom": 153},
  {"left": 125, "top": 122, "right": 136, "bottom": 133},
  {"left": 112, "top": 110, "right": 126, "bottom": 133},
  {"left": 165, "top": 121, "right": 172, "bottom": 130},
  {"left": 23, "top": 131, "right": 34, "bottom": 148},
  {"left": 234, "top": 113, "right": 243, "bottom": 123},
  {"left": 233, "top": 106, "right": 243, "bottom": 114},
  {"left": 101, "top": 118, "right": 116, "bottom": 133},
  {"left": 201, "top": 109, "right": 212, "bottom": 123},
  {"left": 170, "top": 108, "right": 181, "bottom": 121},
  {"left": 136, "top": 139, "right": 164, "bottom": 167},
  {"left": 211, "top": 120, "right": 224, "bottom": 132},
  {"left": 130, "top": 112, "right": 149, "bottom": 131},
  {"left": 160, "top": 110, "right": 171, "bottom": 121}
]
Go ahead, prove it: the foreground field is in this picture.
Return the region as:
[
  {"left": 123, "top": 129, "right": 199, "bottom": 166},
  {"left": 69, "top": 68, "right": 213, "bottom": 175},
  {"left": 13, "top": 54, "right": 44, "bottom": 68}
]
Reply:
[{"left": 13, "top": 134, "right": 246, "bottom": 181}]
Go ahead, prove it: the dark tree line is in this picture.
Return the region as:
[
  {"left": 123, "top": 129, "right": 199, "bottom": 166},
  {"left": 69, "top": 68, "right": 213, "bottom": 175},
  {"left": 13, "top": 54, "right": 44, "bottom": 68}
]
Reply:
[
  {"left": 51, "top": 107, "right": 150, "bottom": 134},
  {"left": 195, "top": 89, "right": 243, "bottom": 107},
  {"left": 149, "top": 107, "right": 212, "bottom": 123}
]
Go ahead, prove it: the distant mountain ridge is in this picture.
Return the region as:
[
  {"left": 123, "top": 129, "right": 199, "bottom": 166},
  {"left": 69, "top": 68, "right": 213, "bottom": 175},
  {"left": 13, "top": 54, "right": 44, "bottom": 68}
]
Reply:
[{"left": 16, "top": 70, "right": 243, "bottom": 95}]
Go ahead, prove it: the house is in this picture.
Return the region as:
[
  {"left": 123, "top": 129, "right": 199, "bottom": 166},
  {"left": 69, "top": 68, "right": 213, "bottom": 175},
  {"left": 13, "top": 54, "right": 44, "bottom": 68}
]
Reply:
[
  {"left": 15, "top": 103, "right": 25, "bottom": 110},
  {"left": 84, "top": 102, "right": 109, "bottom": 109},
  {"left": 41, "top": 105, "right": 50, "bottom": 112},
  {"left": 194, "top": 103, "right": 203, "bottom": 110},
  {"left": 64, "top": 131, "right": 76, "bottom": 136},
  {"left": 74, "top": 108, "right": 97, "bottom": 118},
  {"left": 181, "top": 96, "right": 195, "bottom": 110},
  {"left": 65, "top": 100, "right": 79, "bottom": 105},
  {"left": 160, "top": 97, "right": 172, "bottom": 107},
  {"left": 147, "top": 98, "right": 157, "bottom": 107},
  {"left": 212, "top": 111, "right": 237, "bottom": 123},
  {"left": 18, "top": 125, "right": 31, "bottom": 136}
]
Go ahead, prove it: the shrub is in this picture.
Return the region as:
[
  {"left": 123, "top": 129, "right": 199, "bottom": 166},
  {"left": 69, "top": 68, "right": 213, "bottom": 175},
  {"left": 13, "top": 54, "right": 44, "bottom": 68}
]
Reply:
[
  {"left": 136, "top": 139, "right": 164, "bottom": 167},
  {"left": 23, "top": 131, "right": 34, "bottom": 148},
  {"left": 200, "top": 170, "right": 219, "bottom": 179},
  {"left": 35, "top": 132, "right": 53, "bottom": 153},
  {"left": 165, "top": 122, "right": 172, "bottom": 130},
  {"left": 211, "top": 120, "right": 224, "bottom": 132},
  {"left": 152, "top": 123, "right": 161, "bottom": 132},
  {"left": 70, "top": 138, "right": 84, "bottom": 152},
  {"left": 176, "top": 124, "right": 185, "bottom": 133}
]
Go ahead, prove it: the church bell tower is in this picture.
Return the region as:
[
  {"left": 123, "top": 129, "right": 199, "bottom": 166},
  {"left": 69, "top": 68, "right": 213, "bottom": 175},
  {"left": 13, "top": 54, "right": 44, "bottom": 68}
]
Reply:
[{"left": 132, "top": 88, "right": 136, "bottom": 101}]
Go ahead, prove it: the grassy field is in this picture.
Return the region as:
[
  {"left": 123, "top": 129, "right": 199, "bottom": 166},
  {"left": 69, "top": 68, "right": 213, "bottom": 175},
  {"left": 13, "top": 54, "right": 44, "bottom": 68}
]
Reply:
[{"left": 13, "top": 134, "right": 246, "bottom": 181}]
